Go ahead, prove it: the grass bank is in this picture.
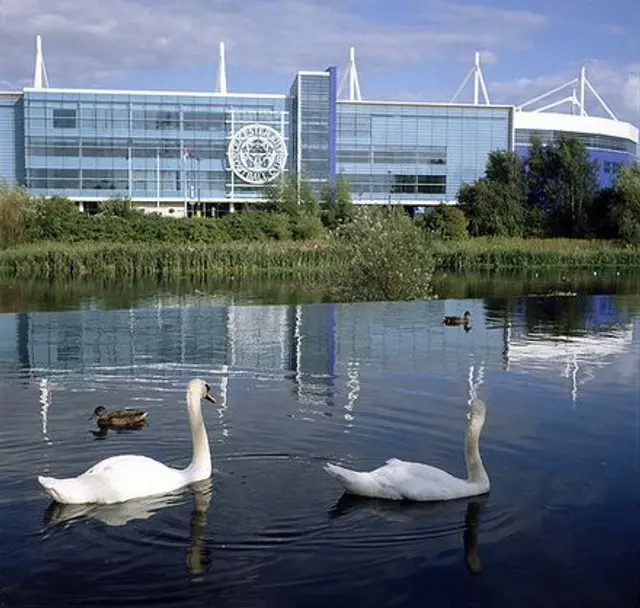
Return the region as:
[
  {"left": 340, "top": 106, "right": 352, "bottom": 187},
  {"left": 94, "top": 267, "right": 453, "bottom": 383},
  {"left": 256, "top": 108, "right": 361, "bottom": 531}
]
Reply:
[
  {"left": 432, "top": 237, "right": 640, "bottom": 271},
  {"left": 0, "top": 240, "right": 342, "bottom": 280},
  {"left": 1, "top": 237, "right": 639, "bottom": 283}
]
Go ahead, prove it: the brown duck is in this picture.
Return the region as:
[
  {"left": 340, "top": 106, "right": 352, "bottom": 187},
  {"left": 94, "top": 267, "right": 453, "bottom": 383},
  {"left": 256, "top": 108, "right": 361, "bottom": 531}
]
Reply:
[
  {"left": 443, "top": 311, "right": 471, "bottom": 326},
  {"left": 90, "top": 406, "right": 149, "bottom": 430}
]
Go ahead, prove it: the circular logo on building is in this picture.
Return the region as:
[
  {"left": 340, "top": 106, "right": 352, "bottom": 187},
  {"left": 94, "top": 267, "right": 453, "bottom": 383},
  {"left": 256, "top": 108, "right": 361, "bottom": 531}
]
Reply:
[{"left": 227, "top": 123, "right": 288, "bottom": 185}]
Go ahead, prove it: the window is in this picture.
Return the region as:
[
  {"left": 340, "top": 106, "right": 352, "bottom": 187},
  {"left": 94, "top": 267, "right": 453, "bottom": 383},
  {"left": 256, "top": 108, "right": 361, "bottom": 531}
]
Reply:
[
  {"left": 52, "top": 108, "right": 77, "bottom": 129},
  {"left": 391, "top": 174, "right": 446, "bottom": 195}
]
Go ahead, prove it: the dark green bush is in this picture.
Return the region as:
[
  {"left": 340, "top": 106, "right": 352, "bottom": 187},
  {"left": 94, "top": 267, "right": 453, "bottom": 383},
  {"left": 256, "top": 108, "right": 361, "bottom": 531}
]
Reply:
[{"left": 421, "top": 204, "right": 469, "bottom": 240}]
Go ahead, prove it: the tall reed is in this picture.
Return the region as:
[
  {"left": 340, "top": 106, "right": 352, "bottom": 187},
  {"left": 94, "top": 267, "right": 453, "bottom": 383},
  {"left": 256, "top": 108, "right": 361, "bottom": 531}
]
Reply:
[
  {"left": 430, "top": 237, "right": 640, "bottom": 270},
  {"left": 0, "top": 241, "right": 343, "bottom": 281}
]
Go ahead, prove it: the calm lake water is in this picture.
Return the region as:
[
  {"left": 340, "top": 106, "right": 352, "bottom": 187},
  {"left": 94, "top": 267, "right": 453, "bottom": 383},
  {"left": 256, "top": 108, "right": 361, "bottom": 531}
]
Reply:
[{"left": 1, "top": 276, "right": 639, "bottom": 607}]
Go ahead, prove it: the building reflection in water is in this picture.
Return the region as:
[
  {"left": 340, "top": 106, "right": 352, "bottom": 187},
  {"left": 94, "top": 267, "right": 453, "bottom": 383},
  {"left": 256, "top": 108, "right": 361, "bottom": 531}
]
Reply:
[
  {"left": 0, "top": 294, "right": 637, "bottom": 424},
  {"left": 488, "top": 294, "right": 637, "bottom": 407}
]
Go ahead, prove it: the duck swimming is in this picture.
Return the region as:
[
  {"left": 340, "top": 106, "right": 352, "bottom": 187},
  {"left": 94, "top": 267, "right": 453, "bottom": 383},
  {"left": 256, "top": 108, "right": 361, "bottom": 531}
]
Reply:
[
  {"left": 38, "top": 378, "right": 216, "bottom": 505},
  {"left": 443, "top": 311, "right": 471, "bottom": 326},
  {"left": 90, "top": 406, "right": 148, "bottom": 430},
  {"left": 323, "top": 398, "right": 490, "bottom": 501}
]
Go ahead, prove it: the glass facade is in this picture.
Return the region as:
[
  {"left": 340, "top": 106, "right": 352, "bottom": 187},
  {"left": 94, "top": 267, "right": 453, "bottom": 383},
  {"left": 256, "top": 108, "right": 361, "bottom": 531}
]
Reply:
[
  {"left": 336, "top": 102, "right": 513, "bottom": 203},
  {"left": 515, "top": 128, "right": 637, "bottom": 155},
  {"left": 1, "top": 55, "right": 639, "bottom": 210},
  {"left": 13, "top": 59, "right": 640, "bottom": 208},
  {"left": 289, "top": 70, "right": 337, "bottom": 191},
  {"left": 515, "top": 129, "right": 638, "bottom": 189},
  {"left": 7, "top": 71, "right": 518, "bottom": 209},
  {"left": 0, "top": 92, "right": 24, "bottom": 186},
  {"left": 23, "top": 90, "right": 288, "bottom": 207}
]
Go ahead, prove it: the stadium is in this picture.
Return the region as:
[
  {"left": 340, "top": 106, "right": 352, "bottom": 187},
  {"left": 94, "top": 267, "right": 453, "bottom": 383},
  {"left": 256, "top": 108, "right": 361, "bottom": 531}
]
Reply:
[{"left": 0, "top": 35, "right": 637, "bottom": 217}]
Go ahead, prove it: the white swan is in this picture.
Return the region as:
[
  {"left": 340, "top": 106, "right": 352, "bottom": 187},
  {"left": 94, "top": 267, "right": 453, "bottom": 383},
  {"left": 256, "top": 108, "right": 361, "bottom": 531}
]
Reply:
[
  {"left": 37, "top": 378, "right": 216, "bottom": 505},
  {"left": 324, "top": 398, "right": 490, "bottom": 501}
]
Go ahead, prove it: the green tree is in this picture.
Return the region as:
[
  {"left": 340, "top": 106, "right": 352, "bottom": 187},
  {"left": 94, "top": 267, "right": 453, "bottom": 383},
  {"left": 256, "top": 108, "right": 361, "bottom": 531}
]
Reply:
[
  {"left": 611, "top": 162, "right": 640, "bottom": 244},
  {"left": 525, "top": 134, "right": 598, "bottom": 237},
  {"left": 321, "top": 172, "right": 355, "bottom": 229},
  {"left": 263, "top": 173, "right": 299, "bottom": 217},
  {"left": 263, "top": 171, "right": 320, "bottom": 218},
  {"left": 262, "top": 171, "right": 324, "bottom": 240},
  {"left": 28, "top": 196, "right": 86, "bottom": 241},
  {"left": 457, "top": 150, "right": 527, "bottom": 237},
  {"left": 588, "top": 187, "right": 619, "bottom": 239},
  {"left": 421, "top": 204, "right": 468, "bottom": 240},
  {"left": 0, "top": 182, "right": 34, "bottom": 248},
  {"left": 458, "top": 180, "right": 525, "bottom": 237}
]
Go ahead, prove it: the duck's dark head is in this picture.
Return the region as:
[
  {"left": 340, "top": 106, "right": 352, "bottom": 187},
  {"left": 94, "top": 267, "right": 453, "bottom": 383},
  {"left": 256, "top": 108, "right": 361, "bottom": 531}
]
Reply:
[{"left": 89, "top": 405, "right": 107, "bottom": 420}]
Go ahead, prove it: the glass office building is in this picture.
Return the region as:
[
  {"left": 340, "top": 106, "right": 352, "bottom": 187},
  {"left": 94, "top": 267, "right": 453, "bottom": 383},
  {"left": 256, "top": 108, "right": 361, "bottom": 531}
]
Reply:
[
  {"left": 2, "top": 40, "right": 635, "bottom": 215},
  {"left": 337, "top": 101, "right": 512, "bottom": 204},
  {"left": 0, "top": 74, "right": 513, "bottom": 215},
  {"left": 21, "top": 90, "right": 289, "bottom": 214}
]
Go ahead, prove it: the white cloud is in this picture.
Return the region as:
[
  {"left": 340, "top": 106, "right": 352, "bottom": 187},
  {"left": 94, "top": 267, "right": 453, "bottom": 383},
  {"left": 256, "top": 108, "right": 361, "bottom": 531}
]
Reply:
[
  {"left": 0, "top": 0, "right": 545, "bottom": 87},
  {"left": 599, "top": 24, "right": 626, "bottom": 36},
  {"left": 478, "top": 50, "right": 498, "bottom": 66},
  {"left": 488, "top": 60, "right": 640, "bottom": 124}
]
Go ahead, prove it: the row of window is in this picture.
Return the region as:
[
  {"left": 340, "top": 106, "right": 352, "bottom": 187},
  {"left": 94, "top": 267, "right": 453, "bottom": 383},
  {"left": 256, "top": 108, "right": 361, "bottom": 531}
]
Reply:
[
  {"left": 26, "top": 138, "right": 231, "bottom": 160},
  {"left": 28, "top": 168, "right": 228, "bottom": 180},
  {"left": 337, "top": 173, "right": 448, "bottom": 196},
  {"left": 26, "top": 167, "right": 249, "bottom": 193},
  {"left": 338, "top": 104, "right": 509, "bottom": 119},
  {"left": 392, "top": 174, "right": 447, "bottom": 195},
  {"left": 515, "top": 129, "right": 637, "bottom": 154},
  {"left": 337, "top": 116, "right": 508, "bottom": 140},
  {"left": 30, "top": 107, "right": 288, "bottom": 132}
]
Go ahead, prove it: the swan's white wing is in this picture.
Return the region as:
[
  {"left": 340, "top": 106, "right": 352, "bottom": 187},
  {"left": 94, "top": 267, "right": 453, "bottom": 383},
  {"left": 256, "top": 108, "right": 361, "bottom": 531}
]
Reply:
[
  {"left": 39, "top": 455, "right": 184, "bottom": 505},
  {"left": 372, "top": 459, "right": 471, "bottom": 501}
]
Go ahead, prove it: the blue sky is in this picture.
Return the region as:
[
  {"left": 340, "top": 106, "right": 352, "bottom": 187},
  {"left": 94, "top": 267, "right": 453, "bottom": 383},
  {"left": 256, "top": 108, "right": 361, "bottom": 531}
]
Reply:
[{"left": 0, "top": 0, "right": 638, "bottom": 122}]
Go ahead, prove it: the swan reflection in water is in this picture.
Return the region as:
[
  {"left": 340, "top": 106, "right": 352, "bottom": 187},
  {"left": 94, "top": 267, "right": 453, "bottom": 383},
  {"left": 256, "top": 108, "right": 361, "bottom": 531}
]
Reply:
[
  {"left": 328, "top": 493, "right": 487, "bottom": 575},
  {"left": 42, "top": 478, "right": 213, "bottom": 579}
]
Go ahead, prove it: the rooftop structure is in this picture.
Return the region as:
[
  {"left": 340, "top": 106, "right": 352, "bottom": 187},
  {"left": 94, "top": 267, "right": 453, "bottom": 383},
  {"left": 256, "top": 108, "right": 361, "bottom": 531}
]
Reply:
[{"left": 0, "top": 36, "right": 636, "bottom": 215}]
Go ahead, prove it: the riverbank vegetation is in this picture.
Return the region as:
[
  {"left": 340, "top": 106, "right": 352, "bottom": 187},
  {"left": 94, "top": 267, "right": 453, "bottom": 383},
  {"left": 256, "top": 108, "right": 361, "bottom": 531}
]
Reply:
[{"left": 0, "top": 135, "right": 639, "bottom": 299}]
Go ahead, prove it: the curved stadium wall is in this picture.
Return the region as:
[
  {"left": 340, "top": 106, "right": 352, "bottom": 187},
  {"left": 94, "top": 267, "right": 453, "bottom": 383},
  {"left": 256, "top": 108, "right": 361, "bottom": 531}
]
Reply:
[{"left": 513, "top": 112, "right": 638, "bottom": 188}]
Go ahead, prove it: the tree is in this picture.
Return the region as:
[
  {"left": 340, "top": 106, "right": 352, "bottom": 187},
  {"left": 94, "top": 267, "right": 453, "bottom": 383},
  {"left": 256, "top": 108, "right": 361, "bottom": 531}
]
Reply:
[
  {"left": 421, "top": 204, "right": 468, "bottom": 240},
  {"left": 525, "top": 134, "right": 598, "bottom": 237},
  {"left": 485, "top": 149, "right": 527, "bottom": 198},
  {"left": 457, "top": 150, "right": 527, "bottom": 237},
  {"left": 458, "top": 180, "right": 525, "bottom": 237},
  {"left": 0, "top": 182, "right": 33, "bottom": 248},
  {"left": 263, "top": 171, "right": 320, "bottom": 218},
  {"left": 611, "top": 162, "right": 640, "bottom": 244},
  {"left": 262, "top": 171, "right": 324, "bottom": 240},
  {"left": 321, "top": 172, "right": 354, "bottom": 229}
]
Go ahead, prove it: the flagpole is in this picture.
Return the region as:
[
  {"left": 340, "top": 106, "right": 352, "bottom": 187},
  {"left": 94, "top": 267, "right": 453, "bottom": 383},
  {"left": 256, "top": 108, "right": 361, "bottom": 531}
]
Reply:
[
  {"left": 182, "top": 147, "right": 187, "bottom": 218},
  {"left": 127, "top": 143, "right": 132, "bottom": 199},
  {"left": 156, "top": 147, "right": 160, "bottom": 209}
]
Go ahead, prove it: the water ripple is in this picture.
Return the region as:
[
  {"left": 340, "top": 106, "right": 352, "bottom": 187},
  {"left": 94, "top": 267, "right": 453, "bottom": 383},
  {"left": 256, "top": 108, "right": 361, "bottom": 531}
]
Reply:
[{"left": 0, "top": 297, "right": 638, "bottom": 606}]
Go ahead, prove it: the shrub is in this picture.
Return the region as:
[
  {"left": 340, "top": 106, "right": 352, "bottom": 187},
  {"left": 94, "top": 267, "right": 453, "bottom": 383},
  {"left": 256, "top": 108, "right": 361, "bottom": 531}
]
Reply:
[
  {"left": 27, "top": 196, "right": 87, "bottom": 242},
  {"left": 421, "top": 204, "right": 468, "bottom": 240},
  {"left": 332, "top": 206, "right": 435, "bottom": 301},
  {"left": 0, "top": 182, "right": 32, "bottom": 248},
  {"left": 291, "top": 213, "right": 325, "bottom": 241},
  {"left": 99, "top": 196, "right": 143, "bottom": 219}
]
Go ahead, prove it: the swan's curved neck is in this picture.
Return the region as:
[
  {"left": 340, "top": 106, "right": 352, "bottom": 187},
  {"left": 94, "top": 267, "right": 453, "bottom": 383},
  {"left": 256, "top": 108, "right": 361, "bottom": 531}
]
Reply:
[
  {"left": 185, "top": 394, "right": 211, "bottom": 480},
  {"left": 464, "top": 419, "right": 488, "bottom": 485}
]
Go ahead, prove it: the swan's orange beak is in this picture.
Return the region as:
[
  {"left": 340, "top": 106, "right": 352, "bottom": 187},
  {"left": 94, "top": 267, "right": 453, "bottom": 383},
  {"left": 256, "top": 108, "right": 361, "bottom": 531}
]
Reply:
[{"left": 204, "top": 393, "right": 216, "bottom": 404}]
